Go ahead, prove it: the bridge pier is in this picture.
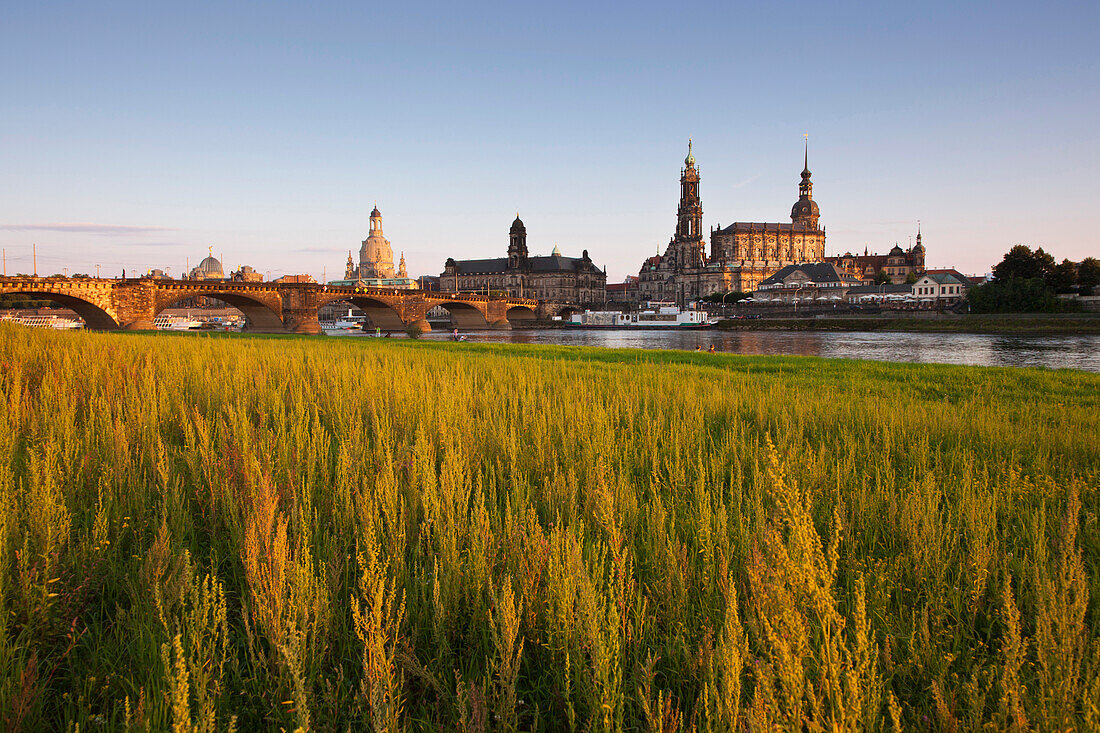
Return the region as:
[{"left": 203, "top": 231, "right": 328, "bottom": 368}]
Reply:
[
  {"left": 280, "top": 286, "right": 324, "bottom": 335},
  {"left": 409, "top": 319, "right": 432, "bottom": 333},
  {"left": 283, "top": 314, "right": 322, "bottom": 335},
  {"left": 291, "top": 321, "right": 323, "bottom": 335},
  {"left": 489, "top": 319, "right": 511, "bottom": 330},
  {"left": 123, "top": 318, "right": 155, "bottom": 331}
]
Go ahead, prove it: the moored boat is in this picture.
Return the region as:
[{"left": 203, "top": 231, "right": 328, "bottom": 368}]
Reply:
[
  {"left": 153, "top": 316, "right": 202, "bottom": 331},
  {"left": 1, "top": 314, "right": 84, "bottom": 329},
  {"left": 568, "top": 304, "right": 712, "bottom": 328}
]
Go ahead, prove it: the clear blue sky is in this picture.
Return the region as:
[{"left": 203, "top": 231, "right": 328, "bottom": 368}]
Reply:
[{"left": 2, "top": 1, "right": 1097, "bottom": 281}]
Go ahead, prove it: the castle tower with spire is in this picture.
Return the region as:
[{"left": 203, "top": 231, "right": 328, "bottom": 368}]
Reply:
[{"left": 790, "top": 141, "right": 821, "bottom": 229}]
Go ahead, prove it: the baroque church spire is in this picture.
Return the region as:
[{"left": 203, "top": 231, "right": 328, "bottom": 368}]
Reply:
[
  {"left": 673, "top": 139, "right": 704, "bottom": 269},
  {"left": 791, "top": 138, "right": 820, "bottom": 229}
]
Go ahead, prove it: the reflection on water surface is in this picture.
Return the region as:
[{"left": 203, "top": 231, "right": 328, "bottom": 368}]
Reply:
[{"left": 343, "top": 328, "right": 1100, "bottom": 373}]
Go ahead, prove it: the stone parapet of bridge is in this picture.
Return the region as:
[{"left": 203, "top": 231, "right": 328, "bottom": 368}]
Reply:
[{"left": 0, "top": 277, "right": 556, "bottom": 334}]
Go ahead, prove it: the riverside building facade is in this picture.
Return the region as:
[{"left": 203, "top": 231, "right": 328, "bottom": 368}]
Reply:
[
  {"left": 827, "top": 229, "right": 927, "bottom": 285},
  {"left": 440, "top": 216, "right": 606, "bottom": 304}
]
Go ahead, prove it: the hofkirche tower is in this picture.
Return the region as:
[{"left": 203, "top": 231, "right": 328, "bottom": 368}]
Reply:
[{"left": 671, "top": 140, "right": 705, "bottom": 270}]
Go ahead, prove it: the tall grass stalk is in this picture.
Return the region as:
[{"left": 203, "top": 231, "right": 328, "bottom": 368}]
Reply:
[{"left": 0, "top": 323, "right": 1097, "bottom": 729}]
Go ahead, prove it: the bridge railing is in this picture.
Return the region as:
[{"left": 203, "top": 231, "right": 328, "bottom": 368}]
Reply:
[
  {"left": 322, "top": 284, "right": 538, "bottom": 305},
  {"left": 1, "top": 276, "right": 541, "bottom": 307}
]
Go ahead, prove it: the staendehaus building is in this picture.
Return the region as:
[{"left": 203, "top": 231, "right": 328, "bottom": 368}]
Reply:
[{"left": 441, "top": 216, "right": 606, "bottom": 305}]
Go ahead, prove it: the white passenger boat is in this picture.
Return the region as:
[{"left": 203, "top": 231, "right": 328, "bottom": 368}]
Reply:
[
  {"left": 569, "top": 304, "right": 712, "bottom": 328},
  {"left": 321, "top": 319, "right": 363, "bottom": 332},
  {"left": 153, "top": 316, "right": 202, "bottom": 331},
  {"left": 1, "top": 314, "right": 84, "bottom": 329}
]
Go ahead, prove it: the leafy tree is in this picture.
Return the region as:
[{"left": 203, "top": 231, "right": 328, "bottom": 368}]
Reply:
[
  {"left": 873, "top": 270, "right": 891, "bottom": 285},
  {"left": 1078, "top": 257, "right": 1100, "bottom": 295},
  {"left": 973, "top": 245, "right": 1087, "bottom": 312},
  {"left": 992, "top": 245, "right": 1055, "bottom": 283},
  {"left": 1047, "top": 259, "right": 1079, "bottom": 293},
  {"left": 969, "top": 278, "right": 1076, "bottom": 313},
  {"left": 905, "top": 272, "right": 918, "bottom": 284}
]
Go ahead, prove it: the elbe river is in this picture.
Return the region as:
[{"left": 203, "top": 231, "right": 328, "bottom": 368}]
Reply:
[{"left": 339, "top": 328, "right": 1100, "bottom": 373}]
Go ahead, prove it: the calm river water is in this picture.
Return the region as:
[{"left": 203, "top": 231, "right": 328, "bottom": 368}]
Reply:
[{"left": 359, "top": 328, "right": 1100, "bottom": 372}]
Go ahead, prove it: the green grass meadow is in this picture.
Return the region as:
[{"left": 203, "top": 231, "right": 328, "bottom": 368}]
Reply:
[{"left": 0, "top": 323, "right": 1098, "bottom": 730}]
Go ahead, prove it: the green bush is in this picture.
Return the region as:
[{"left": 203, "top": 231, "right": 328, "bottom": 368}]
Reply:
[{"left": 969, "top": 277, "right": 1079, "bottom": 313}]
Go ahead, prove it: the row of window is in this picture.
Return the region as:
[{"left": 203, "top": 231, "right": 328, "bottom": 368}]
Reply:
[{"left": 917, "top": 284, "right": 961, "bottom": 296}]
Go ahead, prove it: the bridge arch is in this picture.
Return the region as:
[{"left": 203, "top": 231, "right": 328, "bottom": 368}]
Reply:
[
  {"left": 342, "top": 296, "right": 407, "bottom": 331},
  {"left": 505, "top": 305, "right": 537, "bottom": 325},
  {"left": 154, "top": 291, "right": 285, "bottom": 332},
  {"left": 435, "top": 301, "right": 491, "bottom": 329},
  {"left": 553, "top": 305, "right": 579, "bottom": 321},
  {"left": 1, "top": 290, "right": 120, "bottom": 330}
]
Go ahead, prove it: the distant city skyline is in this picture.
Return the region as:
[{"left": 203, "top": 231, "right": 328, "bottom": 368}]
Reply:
[{"left": 3, "top": 1, "right": 1097, "bottom": 282}]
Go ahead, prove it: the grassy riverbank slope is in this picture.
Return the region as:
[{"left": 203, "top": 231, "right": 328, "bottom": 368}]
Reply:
[
  {"left": 716, "top": 313, "right": 1100, "bottom": 334},
  {"left": 1, "top": 325, "right": 1098, "bottom": 730}
]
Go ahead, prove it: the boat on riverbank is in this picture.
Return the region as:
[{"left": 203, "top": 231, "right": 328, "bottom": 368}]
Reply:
[
  {"left": 153, "top": 316, "right": 202, "bottom": 331},
  {"left": 568, "top": 304, "right": 713, "bottom": 328},
  {"left": 0, "top": 314, "right": 84, "bottom": 329},
  {"left": 321, "top": 319, "right": 364, "bottom": 333}
]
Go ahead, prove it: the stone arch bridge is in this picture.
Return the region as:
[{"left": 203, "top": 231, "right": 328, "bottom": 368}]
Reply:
[{"left": 0, "top": 277, "right": 573, "bottom": 334}]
